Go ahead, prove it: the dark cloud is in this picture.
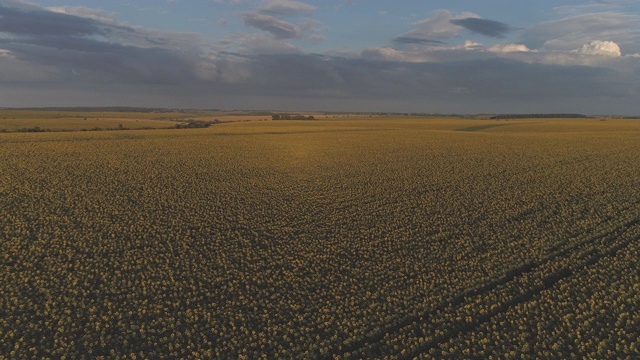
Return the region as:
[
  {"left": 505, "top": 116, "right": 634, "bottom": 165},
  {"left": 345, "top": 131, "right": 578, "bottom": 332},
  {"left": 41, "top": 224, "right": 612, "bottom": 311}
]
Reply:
[
  {"left": 450, "top": 18, "right": 512, "bottom": 38},
  {"left": 0, "top": 3, "right": 207, "bottom": 84},
  {"left": 241, "top": 12, "right": 299, "bottom": 39},
  {"left": 0, "top": 4, "right": 102, "bottom": 36},
  {"left": 392, "top": 37, "right": 445, "bottom": 45},
  {"left": 184, "top": 53, "right": 623, "bottom": 102},
  {"left": 209, "top": 54, "right": 633, "bottom": 115},
  {"left": 1, "top": 48, "right": 636, "bottom": 114},
  {"left": 2, "top": 41, "right": 195, "bottom": 84}
]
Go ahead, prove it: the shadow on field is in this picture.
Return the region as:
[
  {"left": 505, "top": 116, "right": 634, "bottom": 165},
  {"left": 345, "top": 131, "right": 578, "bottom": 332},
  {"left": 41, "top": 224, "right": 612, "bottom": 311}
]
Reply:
[{"left": 455, "top": 123, "right": 513, "bottom": 132}]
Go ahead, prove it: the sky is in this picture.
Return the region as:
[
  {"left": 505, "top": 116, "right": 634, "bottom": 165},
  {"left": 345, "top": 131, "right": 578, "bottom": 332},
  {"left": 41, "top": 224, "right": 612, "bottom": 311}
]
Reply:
[{"left": 1, "top": 0, "right": 640, "bottom": 114}]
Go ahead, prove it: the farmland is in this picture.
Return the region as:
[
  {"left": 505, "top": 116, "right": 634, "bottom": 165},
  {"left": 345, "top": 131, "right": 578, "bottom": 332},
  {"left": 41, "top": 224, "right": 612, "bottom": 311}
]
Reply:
[
  {"left": 0, "top": 109, "right": 280, "bottom": 132},
  {"left": 1, "top": 117, "right": 639, "bottom": 358}
]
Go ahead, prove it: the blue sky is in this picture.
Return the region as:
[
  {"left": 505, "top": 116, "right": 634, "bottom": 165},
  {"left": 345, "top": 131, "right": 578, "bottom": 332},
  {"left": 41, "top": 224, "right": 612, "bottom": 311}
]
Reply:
[{"left": 2, "top": 0, "right": 640, "bottom": 114}]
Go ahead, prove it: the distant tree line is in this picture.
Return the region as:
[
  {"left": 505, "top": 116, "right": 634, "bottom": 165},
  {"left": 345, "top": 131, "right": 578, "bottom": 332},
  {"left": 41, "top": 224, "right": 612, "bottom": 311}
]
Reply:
[
  {"left": 17, "top": 106, "right": 198, "bottom": 113},
  {"left": 174, "top": 119, "right": 220, "bottom": 129},
  {"left": 490, "top": 113, "right": 588, "bottom": 119},
  {"left": 272, "top": 114, "right": 315, "bottom": 120},
  {"left": 2, "top": 125, "right": 139, "bottom": 133},
  {"left": 15, "top": 126, "right": 48, "bottom": 132}
]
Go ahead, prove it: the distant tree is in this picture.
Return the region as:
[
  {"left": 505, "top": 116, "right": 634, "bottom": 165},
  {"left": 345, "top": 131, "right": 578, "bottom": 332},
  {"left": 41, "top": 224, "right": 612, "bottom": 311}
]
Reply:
[{"left": 175, "top": 119, "right": 214, "bottom": 129}]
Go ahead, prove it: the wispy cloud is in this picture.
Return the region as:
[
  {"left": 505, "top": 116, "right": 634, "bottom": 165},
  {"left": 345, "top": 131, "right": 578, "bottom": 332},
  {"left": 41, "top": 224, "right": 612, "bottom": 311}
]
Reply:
[
  {"left": 404, "top": 10, "right": 479, "bottom": 42},
  {"left": 393, "top": 37, "right": 446, "bottom": 45},
  {"left": 551, "top": 0, "right": 639, "bottom": 14},
  {"left": 45, "top": 6, "right": 116, "bottom": 22},
  {"left": 241, "top": 12, "right": 300, "bottom": 39},
  {"left": 521, "top": 12, "right": 640, "bottom": 53},
  {"left": 257, "top": 0, "right": 316, "bottom": 17},
  {"left": 237, "top": 0, "right": 323, "bottom": 52}
]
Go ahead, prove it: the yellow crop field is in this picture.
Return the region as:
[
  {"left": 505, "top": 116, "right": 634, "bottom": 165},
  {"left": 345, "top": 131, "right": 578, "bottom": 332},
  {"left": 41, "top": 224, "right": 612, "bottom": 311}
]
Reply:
[
  {"left": 0, "top": 110, "right": 189, "bottom": 132},
  {"left": 0, "top": 109, "right": 320, "bottom": 132},
  {"left": 1, "top": 118, "right": 639, "bottom": 358}
]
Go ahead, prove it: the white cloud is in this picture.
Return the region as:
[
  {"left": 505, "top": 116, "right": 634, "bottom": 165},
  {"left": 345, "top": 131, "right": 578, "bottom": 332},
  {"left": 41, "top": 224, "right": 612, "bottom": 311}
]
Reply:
[
  {"left": 488, "top": 43, "right": 531, "bottom": 53},
  {"left": 361, "top": 41, "right": 499, "bottom": 64},
  {"left": 576, "top": 40, "right": 622, "bottom": 56},
  {"left": 360, "top": 47, "right": 425, "bottom": 62},
  {"left": 462, "top": 40, "right": 482, "bottom": 50}
]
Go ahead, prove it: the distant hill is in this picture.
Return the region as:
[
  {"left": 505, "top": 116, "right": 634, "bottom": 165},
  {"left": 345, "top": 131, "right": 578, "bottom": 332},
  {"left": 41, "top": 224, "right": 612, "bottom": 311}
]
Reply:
[
  {"left": 490, "top": 113, "right": 589, "bottom": 119},
  {"left": 13, "top": 107, "right": 200, "bottom": 113}
]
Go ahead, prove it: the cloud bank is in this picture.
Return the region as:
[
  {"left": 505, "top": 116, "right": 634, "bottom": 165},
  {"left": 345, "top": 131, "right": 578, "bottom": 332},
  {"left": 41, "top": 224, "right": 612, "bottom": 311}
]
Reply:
[{"left": 0, "top": 2, "right": 639, "bottom": 114}]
